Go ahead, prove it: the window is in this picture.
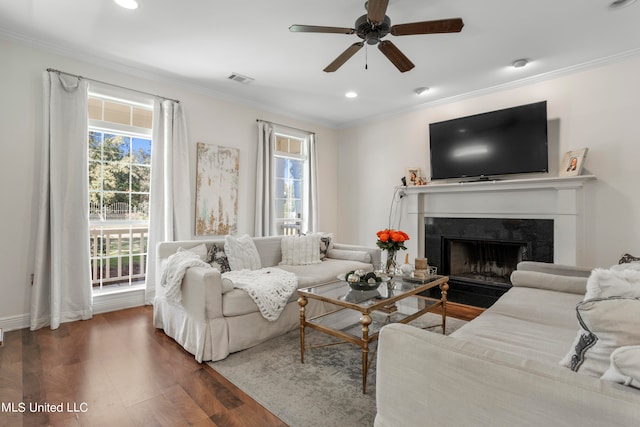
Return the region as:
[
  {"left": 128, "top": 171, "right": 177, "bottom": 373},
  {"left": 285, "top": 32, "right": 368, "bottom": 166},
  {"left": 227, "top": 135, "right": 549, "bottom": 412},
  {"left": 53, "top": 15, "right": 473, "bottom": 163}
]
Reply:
[
  {"left": 87, "top": 95, "right": 153, "bottom": 292},
  {"left": 274, "top": 131, "right": 309, "bottom": 235}
]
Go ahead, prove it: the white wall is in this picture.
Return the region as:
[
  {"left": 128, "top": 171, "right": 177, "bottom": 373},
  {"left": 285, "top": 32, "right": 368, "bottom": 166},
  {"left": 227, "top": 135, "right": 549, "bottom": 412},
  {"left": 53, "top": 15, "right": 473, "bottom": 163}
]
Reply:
[
  {"left": 337, "top": 55, "right": 640, "bottom": 268},
  {"left": 0, "top": 37, "right": 339, "bottom": 329},
  {"left": 4, "top": 35, "right": 640, "bottom": 330}
]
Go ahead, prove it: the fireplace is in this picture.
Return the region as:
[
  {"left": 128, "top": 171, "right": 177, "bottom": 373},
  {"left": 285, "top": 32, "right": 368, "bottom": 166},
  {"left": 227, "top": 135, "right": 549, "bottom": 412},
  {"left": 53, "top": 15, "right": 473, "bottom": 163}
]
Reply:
[{"left": 424, "top": 217, "right": 554, "bottom": 307}]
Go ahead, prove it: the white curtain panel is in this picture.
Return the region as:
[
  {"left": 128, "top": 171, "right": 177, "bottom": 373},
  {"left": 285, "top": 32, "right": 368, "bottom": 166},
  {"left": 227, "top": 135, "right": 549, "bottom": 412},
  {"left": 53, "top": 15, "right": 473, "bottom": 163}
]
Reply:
[
  {"left": 145, "top": 100, "right": 191, "bottom": 304},
  {"left": 307, "top": 133, "right": 319, "bottom": 232},
  {"left": 255, "top": 120, "right": 276, "bottom": 236},
  {"left": 31, "top": 71, "right": 92, "bottom": 330}
]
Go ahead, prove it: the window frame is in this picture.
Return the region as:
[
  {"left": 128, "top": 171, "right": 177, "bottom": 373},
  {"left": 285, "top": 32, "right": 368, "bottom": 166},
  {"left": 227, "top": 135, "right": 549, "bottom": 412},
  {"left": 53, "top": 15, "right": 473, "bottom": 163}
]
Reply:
[
  {"left": 87, "top": 90, "right": 154, "bottom": 293},
  {"left": 272, "top": 127, "right": 310, "bottom": 235}
]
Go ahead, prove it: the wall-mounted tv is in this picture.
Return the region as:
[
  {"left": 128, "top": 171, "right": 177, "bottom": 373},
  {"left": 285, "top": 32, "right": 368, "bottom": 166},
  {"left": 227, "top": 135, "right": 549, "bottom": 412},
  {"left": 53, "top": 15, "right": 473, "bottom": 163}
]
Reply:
[{"left": 429, "top": 101, "right": 548, "bottom": 181}]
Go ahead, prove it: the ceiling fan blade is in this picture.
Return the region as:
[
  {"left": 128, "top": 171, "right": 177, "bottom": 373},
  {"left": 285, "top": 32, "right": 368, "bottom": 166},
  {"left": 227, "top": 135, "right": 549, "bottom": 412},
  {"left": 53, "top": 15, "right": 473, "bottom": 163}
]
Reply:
[
  {"left": 378, "top": 40, "right": 415, "bottom": 73},
  {"left": 367, "top": 0, "right": 389, "bottom": 24},
  {"left": 391, "top": 18, "right": 464, "bottom": 36},
  {"left": 324, "top": 42, "right": 364, "bottom": 72},
  {"left": 289, "top": 24, "right": 355, "bottom": 35}
]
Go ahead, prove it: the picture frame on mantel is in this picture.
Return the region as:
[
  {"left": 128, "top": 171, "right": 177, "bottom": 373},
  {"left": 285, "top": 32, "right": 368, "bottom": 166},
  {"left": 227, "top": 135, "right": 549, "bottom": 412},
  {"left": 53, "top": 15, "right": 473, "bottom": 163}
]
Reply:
[
  {"left": 560, "top": 148, "right": 588, "bottom": 177},
  {"left": 405, "top": 167, "right": 426, "bottom": 186}
]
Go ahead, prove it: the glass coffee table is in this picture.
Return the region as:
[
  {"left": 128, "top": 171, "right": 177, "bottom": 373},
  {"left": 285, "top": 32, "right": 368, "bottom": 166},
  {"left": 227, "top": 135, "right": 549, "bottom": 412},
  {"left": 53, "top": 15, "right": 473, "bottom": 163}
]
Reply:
[{"left": 297, "top": 275, "right": 449, "bottom": 393}]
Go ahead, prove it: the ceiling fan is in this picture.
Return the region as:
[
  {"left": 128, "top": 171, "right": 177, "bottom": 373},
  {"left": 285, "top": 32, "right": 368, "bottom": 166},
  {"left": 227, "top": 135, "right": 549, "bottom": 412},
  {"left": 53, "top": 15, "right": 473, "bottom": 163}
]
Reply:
[{"left": 289, "top": 0, "right": 464, "bottom": 73}]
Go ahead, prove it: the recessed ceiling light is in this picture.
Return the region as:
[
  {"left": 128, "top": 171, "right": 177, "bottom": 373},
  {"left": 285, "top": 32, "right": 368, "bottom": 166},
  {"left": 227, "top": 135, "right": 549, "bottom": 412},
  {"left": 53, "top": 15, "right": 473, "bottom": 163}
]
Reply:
[
  {"left": 345, "top": 91, "right": 358, "bottom": 98},
  {"left": 512, "top": 58, "right": 529, "bottom": 68},
  {"left": 609, "top": 0, "right": 637, "bottom": 9},
  {"left": 114, "top": 0, "right": 139, "bottom": 10},
  {"left": 414, "top": 87, "right": 430, "bottom": 96}
]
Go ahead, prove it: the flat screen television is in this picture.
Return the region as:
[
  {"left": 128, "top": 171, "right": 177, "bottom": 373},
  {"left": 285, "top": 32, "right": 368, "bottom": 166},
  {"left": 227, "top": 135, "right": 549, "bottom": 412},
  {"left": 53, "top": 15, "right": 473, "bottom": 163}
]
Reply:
[{"left": 429, "top": 101, "right": 548, "bottom": 181}]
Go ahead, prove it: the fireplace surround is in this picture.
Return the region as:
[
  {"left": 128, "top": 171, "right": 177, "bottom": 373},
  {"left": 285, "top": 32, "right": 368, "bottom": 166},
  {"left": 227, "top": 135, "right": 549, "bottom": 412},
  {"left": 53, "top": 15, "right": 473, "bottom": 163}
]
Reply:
[
  {"left": 402, "top": 175, "right": 595, "bottom": 307},
  {"left": 424, "top": 217, "right": 554, "bottom": 307}
]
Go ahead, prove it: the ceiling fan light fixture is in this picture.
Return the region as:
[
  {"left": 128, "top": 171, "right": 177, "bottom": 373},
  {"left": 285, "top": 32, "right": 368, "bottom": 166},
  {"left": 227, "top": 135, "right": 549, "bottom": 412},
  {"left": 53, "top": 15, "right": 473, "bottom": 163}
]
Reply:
[
  {"left": 414, "top": 87, "right": 430, "bottom": 96},
  {"left": 608, "top": 0, "right": 637, "bottom": 9},
  {"left": 512, "top": 58, "right": 529, "bottom": 69},
  {"left": 114, "top": 0, "right": 139, "bottom": 10}
]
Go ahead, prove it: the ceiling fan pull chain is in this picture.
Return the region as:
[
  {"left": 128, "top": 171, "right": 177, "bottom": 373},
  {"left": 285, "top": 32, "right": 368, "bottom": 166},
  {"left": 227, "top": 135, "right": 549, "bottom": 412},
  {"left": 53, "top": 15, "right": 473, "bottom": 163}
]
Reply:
[{"left": 365, "top": 43, "right": 368, "bottom": 70}]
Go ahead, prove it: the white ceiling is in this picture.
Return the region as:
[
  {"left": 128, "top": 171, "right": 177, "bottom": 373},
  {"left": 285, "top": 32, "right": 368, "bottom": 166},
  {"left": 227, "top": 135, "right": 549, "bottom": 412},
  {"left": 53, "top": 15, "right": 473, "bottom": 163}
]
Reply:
[{"left": 2, "top": 0, "right": 640, "bottom": 128}]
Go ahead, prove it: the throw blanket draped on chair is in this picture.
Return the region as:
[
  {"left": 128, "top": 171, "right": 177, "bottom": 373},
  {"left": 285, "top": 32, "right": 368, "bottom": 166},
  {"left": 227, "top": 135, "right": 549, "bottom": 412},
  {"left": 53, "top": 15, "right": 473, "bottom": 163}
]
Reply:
[
  {"left": 161, "top": 250, "right": 210, "bottom": 304},
  {"left": 222, "top": 267, "right": 298, "bottom": 321}
]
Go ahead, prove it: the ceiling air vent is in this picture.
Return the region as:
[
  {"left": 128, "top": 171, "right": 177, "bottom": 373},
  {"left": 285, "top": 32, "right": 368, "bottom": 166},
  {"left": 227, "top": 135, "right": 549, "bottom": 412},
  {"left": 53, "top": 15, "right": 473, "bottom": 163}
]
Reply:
[{"left": 228, "top": 73, "right": 254, "bottom": 84}]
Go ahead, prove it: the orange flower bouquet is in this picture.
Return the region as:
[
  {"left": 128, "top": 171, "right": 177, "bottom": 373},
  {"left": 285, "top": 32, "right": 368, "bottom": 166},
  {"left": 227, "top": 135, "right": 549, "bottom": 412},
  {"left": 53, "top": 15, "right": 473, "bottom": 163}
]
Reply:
[{"left": 376, "top": 229, "right": 409, "bottom": 273}]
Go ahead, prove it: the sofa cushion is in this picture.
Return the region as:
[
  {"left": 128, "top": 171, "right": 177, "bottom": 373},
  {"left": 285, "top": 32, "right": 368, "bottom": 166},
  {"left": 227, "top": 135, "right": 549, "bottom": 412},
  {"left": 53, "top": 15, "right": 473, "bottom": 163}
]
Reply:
[
  {"left": 510, "top": 270, "right": 587, "bottom": 295},
  {"left": 178, "top": 243, "right": 208, "bottom": 261},
  {"left": 564, "top": 297, "right": 640, "bottom": 377},
  {"left": 326, "top": 248, "right": 371, "bottom": 263},
  {"left": 222, "top": 259, "right": 373, "bottom": 317},
  {"left": 277, "top": 258, "right": 373, "bottom": 288},
  {"left": 252, "top": 236, "right": 284, "bottom": 267},
  {"left": 451, "top": 287, "right": 583, "bottom": 365},
  {"left": 280, "top": 233, "right": 321, "bottom": 266},
  {"left": 601, "top": 345, "right": 640, "bottom": 389},
  {"left": 224, "top": 234, "right": 261, "bottom": 270}
]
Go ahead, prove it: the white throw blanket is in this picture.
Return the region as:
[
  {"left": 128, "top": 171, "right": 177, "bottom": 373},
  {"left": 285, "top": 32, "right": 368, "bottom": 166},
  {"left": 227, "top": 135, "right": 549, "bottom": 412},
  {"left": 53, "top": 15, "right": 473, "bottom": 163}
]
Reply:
[
  {"left": 222, "top": 267, "right": 298, "bottom": 321},
  {"left": 161, "top": 250, "right": 210, "bottom": 304}
]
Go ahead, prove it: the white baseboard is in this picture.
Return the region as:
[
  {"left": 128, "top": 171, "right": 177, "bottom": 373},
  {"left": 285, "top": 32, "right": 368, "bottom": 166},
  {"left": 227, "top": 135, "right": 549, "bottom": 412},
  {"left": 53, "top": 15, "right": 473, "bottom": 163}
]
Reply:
[
  {"left": 92, "top": 288, "right": 146, "bottom": 315},
  {"left": 0, "top": 289, "right": 146, "bottom": 332},
  {"left": 0, "top": 313, "right": 30, "bottom": 332}
]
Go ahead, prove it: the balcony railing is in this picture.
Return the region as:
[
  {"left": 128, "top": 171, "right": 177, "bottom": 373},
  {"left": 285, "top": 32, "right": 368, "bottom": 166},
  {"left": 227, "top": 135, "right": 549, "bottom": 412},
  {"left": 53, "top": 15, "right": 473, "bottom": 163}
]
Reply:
[
  {"left": 90, "top": 226, "right": 148, "bottom": 289},
  {"left": 280, "top": 221, "right": 301, "bottom": 236}
]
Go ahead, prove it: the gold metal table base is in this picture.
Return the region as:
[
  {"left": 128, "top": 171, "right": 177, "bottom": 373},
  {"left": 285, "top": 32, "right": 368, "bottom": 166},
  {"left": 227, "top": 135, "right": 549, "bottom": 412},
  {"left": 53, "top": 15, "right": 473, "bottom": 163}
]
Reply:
[{"left": 298, "top": 278, "right": 448, "bottom": 394}]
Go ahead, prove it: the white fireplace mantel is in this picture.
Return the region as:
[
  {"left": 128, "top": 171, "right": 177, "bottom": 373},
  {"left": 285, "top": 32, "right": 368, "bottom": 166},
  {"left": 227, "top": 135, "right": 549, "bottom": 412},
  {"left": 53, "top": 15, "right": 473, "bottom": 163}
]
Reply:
[{"left": 402, "top": 175, "right": 596, "bottom": 265}]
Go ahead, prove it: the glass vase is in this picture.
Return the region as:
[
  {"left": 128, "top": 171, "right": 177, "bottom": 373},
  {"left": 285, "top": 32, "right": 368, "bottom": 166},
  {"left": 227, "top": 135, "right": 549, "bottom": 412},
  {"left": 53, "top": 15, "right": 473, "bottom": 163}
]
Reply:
[{"left": 386, "top": 250, "right": 397, "bottom": 275}]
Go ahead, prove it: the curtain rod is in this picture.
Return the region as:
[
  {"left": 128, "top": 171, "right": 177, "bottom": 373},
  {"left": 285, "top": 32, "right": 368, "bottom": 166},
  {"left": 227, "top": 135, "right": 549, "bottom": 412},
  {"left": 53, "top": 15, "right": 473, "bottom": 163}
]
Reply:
[
  {"left": 256, "top": 119, "right": 315, "bottom": 136},
  {"left": 46, "top": 68, "right": 180, "bottom": 104}
]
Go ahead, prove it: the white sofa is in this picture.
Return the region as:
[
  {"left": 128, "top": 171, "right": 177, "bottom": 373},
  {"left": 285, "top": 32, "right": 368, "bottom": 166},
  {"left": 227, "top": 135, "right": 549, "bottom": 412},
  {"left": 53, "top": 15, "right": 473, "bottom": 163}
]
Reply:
[
  {"left": 375, "top": 261, "right": 640, "bottom": 426},
  {"left": 153, "top": 235, "right": 380, "bottom": 362}
]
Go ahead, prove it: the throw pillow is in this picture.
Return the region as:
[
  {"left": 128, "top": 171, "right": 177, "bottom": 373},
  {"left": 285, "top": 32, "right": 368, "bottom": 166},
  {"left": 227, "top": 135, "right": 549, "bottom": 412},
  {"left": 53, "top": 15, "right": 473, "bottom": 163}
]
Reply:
[
  {"left": 601, "top": 345, "right": 640, "bottom": 389},
  {"left": 207, "top": 243, "right": 231, "bottom": 273},
  {"left": 317, "top": 232, "right": 334, "bottom": 260},
  {"left": 280, "top": 234, "right": 322, "bottom": 266},
  {"left": 618, "top": 253, "right": 640, "bottom": 264},
  {"left": 178, "top": 243, "right": 208, "bottom": 261},
  {"left": 564, "top": 297, "right": 640, "bottom": 377},
  {"left": 584, "top": 265, "right": 640, "bottom": 300},
  {"left": 224, "top": 234, "right": 262, "bottom": 271},
  {"left": 560, "top": 265, "right": 640, "bottom": 367}
]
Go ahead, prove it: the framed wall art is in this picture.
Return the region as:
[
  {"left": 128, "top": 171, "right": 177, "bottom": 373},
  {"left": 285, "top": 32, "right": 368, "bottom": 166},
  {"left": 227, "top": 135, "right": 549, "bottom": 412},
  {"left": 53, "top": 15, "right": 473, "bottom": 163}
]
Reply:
[
  {"left": 195, "top": 142, "right": 239, "bottom": 236},
  {"left": 560, "top": 148, "right": 588, "bottom": 177}
]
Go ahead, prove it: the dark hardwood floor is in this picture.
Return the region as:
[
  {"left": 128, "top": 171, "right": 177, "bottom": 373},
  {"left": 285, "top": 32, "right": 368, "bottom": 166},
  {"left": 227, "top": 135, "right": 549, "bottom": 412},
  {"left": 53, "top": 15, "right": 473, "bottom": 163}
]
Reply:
[
  {"left": 0, "top": 306, "right": 286, "bottom": 427},
  {"left": 436, "top": 301, "right": 485, "bottom": 322},
  {"left": 0, "top": 303, "right": 479, "bottom": 427}
]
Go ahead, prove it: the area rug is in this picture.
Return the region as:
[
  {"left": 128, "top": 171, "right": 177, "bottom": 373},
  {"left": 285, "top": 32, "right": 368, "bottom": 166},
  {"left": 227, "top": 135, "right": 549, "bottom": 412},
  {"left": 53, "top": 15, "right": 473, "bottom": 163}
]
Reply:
[{"left": 208, "top": 313, "right": 467, "bottom": 427}]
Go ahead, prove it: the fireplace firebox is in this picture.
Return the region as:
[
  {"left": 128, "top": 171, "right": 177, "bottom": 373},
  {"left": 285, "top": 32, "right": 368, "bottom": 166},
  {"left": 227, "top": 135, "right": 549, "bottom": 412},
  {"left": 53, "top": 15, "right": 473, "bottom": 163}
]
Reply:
[{"left": 424, "top": 217, "right": 553, "bottom": 307}]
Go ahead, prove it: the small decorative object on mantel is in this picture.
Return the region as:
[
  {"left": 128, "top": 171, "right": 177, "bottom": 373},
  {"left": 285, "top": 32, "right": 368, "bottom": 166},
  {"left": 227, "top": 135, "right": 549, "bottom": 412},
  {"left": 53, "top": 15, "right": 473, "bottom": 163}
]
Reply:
[
  {"left": 405, "top": 167, "right": 426, "bottom": 186},
  {"left": 560, "top": 148, "right": 588, "bottom": 177},
  {"left": 376, "top": 228, "right": 410, "bottom": 274}
]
